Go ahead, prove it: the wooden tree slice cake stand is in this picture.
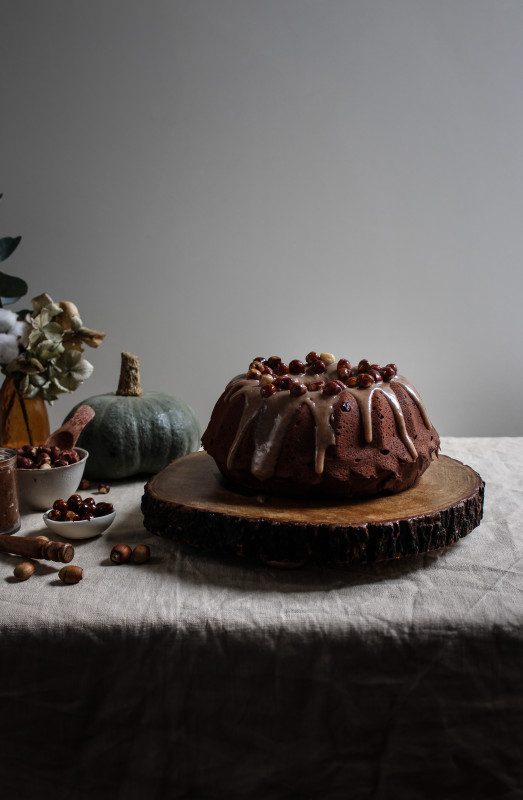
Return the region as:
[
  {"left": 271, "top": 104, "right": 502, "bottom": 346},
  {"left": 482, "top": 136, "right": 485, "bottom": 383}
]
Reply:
[{"left": 142, "top": 452, "right": 485, "bottom": 568}]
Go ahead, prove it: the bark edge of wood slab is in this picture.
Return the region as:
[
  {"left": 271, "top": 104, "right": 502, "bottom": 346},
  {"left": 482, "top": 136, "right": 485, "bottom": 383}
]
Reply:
[{"left": 141, "top": 452, "right": 485, "bottom": 568}]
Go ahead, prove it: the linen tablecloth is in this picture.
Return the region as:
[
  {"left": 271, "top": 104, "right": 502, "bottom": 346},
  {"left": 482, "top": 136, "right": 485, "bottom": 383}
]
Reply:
[{"left": 0, "top": 438, "right": 521, "bottom": 799}]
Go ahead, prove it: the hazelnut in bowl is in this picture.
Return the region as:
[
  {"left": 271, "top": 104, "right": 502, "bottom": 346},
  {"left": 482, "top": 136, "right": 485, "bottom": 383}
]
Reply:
[
  {"left": 16, "top": 445, "right": 89, "bottom": 511},
  {"left": 43, "top": 495, "right": 116, "bottom": 540}
]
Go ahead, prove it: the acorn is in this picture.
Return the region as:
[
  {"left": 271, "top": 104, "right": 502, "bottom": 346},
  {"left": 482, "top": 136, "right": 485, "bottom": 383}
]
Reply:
[
  {"left": 14, "top": 562, "right": 35, "bottom": 581},
  {"left": 132, "top": 545, "right": 151, "bottom": 565},
  {"left": 110, "top": 543, "right": 132, "bottom": 564},
  {"left": 58, "top": 565, "right": 83, "bottom": 584}
]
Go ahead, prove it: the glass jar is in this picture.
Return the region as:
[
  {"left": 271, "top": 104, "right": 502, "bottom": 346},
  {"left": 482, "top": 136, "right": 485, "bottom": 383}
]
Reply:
[{"left": 0, "top": 448, "right": 21, "bottom": 534}]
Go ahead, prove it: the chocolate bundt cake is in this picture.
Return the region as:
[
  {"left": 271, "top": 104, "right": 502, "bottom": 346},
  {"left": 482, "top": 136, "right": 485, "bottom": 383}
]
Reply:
[{"left": 202, "top": 352, "right": 440, "bottom": 499}]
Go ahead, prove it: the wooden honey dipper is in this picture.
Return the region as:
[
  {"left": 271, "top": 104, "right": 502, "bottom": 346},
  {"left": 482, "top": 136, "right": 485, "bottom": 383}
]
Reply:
[{"left": 0, "top": 534, "right": 74, "bottom": 563}]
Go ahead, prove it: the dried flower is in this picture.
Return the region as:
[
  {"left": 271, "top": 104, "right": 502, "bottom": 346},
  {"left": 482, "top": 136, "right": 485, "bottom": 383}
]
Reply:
[
  {"left": 4, "top": 295, "right": 103, "bottom": 403},
  {"left": 0, "top": 198, "right": 104, "bottom": 404}
]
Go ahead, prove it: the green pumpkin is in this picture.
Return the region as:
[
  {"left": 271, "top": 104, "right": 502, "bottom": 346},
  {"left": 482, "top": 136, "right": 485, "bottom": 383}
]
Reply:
[{"left": 65, "top": 352, "right": 200, "bottom": 480}]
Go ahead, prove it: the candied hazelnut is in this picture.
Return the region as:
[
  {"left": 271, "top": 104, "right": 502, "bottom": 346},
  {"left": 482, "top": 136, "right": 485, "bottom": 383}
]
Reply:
[
  {"left": 357, "top": 373, "right": 374, "bottom": 388},
  {"left": 320, "top": 352, "right": 335, "bottom": 365},
  {"left": 380, "top": 366, "right": 396, "bottom": 382},
  {"left": 47, "top": 509, "right": 63, "bottom": 522},
  {"left": 249, "top": 360, "right": 265, "bottom": 372},
  {"left": 247, "top": 368, "right": 261, "bottom": 380},
  {"left": 260, "top": 383, "right": 276, "bottom": 398},
  {"left": 337, "top": 358, "right": 351, "bottom": 370},
  {"left": 58, "top": 565, "right": 83, "bottom": 584},
  {"left": 251, "top": 356, "right": 266, "bottom": 365},
  {"left": 17, "top": 456, "right": 34, "bottom": 470},
  {"left": 54, "top": 459, "right": 69, "bottom": 467},
  {"left": 308, "top": 380, "right": 325, "bottom": 392},
  {"left": 260, "top": 365, "right": 274, "bottom": 375},
  {"left": 385, "top": 363, "right": 397, "bottom": 376},
  {"left": 275, "top": 376, "right": 293, "bottom": 391},
  {"left": 358, "top": 359, "right": 371, "bottom": 374},
  {"left": 22, "top": 445, "right": 37, "bottom": 458},
  {"left": 14, "top": 562, "right": 35, "bottom": 581},
  {"left": 67, "top": 494, "right": 83, "bottom": 511},
  {"left": 305, "top": 351, "right": 320, "bottom": 364},
  {"left": 307, "top": 359, "right": 326, "bottom": 375},
  {"left": 94, "top": 502, "right": 114, "bottom": 517},
  {"left": 289, "top": 359, "right": 305, "bottom": 374},
  {"left": 346, "top": 376, "right": 359, "bottom": 388},
  {"left": 267, "top": 356, "right": 282, "bottom": 370},
  {"left": 50, "top": 446, "right": 62, "bottom": 462},
  {"left": 65, "top": 510, "right": 77, "bottom": 521},
  {"left": 276, "top": 362, "right": 289, "bottom": 376},
  {"left": 323, "top": 381, "right": 343, "bottom": 396},
  {"left": 98, "top": 483, "right": 111, "bottom": 494},
  {"left": 110, "top": 543, "right": 132, "bottom": 564},
  {"left": 369, "top": 368, "right": 383, "bottom": 383},
  {"left": 53, "top": 498, "right": 69, "bottom": 512},
  {"left": 290, "top": 382, "right": 307, "bottom": 397},
  {"left": 259, "top": 373, "right": 274, "bottom": 386},
  {"left": 337, "top": 366, "right": 351, "bottom": 381},
  {"left": 132, "top": 544, "right": 151, "bottom": 565}
]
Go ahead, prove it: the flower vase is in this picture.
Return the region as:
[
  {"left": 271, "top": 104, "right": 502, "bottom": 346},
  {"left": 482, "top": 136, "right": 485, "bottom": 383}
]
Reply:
[{"left": 0, "top": 375, "right": 50, "bottom": 448}]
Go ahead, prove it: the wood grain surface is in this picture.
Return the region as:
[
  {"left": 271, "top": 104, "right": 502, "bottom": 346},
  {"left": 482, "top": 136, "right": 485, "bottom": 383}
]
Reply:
[{"left": 142, "top": 452, "right": 485, "bottom": 567}]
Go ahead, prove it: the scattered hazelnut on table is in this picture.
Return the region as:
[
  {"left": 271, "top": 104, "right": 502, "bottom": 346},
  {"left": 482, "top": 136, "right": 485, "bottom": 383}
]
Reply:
[
  {"left": 13, "top": 562, "right": 35, "bottom": 581},
  {"left": 110, "top": 543, "right": 132, "bottom": 564},
  {"left": 97, "top": 483, "right": 110, "bottom": 494},
  {"left": 132, "top": 544, "right": 151, "bottom": 564},
  {"left": 58, "top": 565, "right": 84, "bottom": 584}
]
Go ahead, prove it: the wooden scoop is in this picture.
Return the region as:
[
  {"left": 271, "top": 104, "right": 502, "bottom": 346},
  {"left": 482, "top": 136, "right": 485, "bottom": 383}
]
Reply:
[{"left": 44, "top": 405, "right": 95, "bottom": 451}]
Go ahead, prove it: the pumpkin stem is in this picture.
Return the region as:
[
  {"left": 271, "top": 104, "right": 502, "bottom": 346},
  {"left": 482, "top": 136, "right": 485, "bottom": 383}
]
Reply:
[{"left": 116, "top": 352, "right": 143, "bottom": 397}]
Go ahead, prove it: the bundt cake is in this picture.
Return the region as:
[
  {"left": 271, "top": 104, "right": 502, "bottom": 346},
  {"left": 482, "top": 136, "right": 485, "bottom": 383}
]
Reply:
[{"left": 202, "top": 352, "right": 440, "bottom": 499}]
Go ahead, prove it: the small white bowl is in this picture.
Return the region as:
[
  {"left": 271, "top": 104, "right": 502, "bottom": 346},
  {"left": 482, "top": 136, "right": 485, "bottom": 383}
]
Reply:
[
  {"left": 18, "top": 447, "right": 89, "bottom": 511},
  {"left": 43, "top": 508, "right": 116, "bottom": 540}
]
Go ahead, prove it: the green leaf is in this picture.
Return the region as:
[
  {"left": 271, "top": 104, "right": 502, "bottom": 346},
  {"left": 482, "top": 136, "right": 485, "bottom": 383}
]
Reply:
[
  {"left": 0, "top": 270, "right": 27, "bottom": 305},
  {"left": 0, "top": 236, "right": 21, "bottom": 263}
]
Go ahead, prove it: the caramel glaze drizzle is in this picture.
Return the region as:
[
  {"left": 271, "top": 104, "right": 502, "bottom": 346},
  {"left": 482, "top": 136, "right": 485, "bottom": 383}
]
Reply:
[{"left": 223, "top": 364, "right": 432, "bottom": 482}]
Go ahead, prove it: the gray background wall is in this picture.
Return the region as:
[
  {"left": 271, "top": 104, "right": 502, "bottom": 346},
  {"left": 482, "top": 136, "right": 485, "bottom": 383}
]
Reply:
[{"left": 1, "top": 0, "right": 522, "bottom": 437}]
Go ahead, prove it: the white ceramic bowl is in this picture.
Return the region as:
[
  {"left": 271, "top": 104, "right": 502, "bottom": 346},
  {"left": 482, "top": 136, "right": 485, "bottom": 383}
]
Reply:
[
  {"left": 17, "top": 447, "right": 89, "bottom": 511},
  {"left": 43, "top": 508, "right": 116, "bottom": 540}
]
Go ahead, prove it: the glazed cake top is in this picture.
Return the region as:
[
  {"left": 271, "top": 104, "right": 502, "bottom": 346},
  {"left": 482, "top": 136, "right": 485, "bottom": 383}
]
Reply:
[{"left": 220, "top": 352, "right": 433, "bottom": 480}]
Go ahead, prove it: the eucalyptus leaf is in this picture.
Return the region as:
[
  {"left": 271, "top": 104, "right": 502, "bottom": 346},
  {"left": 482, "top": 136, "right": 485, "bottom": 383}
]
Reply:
[
  {"left": 0, "top": 270, "right": 27, "bottom": 304},
  {"left": 0, "top": 237, "right": 21, "bottom": 263}
]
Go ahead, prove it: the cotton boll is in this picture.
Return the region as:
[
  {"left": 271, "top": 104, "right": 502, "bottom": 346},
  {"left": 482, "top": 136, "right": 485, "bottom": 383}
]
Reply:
[
  {"left": 0, "top": 308, "right": 18, "bottom": 334},
  {"left": 0, "top": 333, "right": 20, "bottom": 365},
  {"left": 12, "top": 317, "right": 30, "bottom": 346}
]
